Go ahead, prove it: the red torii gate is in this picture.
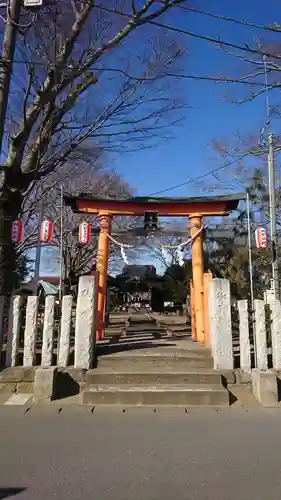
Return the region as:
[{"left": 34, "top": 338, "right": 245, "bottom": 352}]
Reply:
[{"left": 64, "top": 193, "right": 243, "bottom": 344}]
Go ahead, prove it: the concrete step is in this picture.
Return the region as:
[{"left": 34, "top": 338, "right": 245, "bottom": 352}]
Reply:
[
  {"left": 82, "top": 384, "right": 229, "bottom": 406},
  {"left": 167, "top": 333, "right": 191, "bottom": 340},
  {"left": 85, "top": 370, "right": 222, "bottom": 386},
  {"left": 122, "top": 331, "right": 167, "bottom": 337},
  {"left": 101, "top": 346, "right": 211, "bottom": 357},
  {"left": 97, "top": 341, "right": 175, "bottom": 355},
  {"left": 103, "top": 334, "right": 168, "bottom": 342},
  {"left": 98, "top": 355, "right": 214, "bottom": 371},
  {"left": 100, "top": 339, "right": 170, "bottom": 349},
  {"left": 109, "top": 316, "right": 130, "bottom": 324},
  {"left": 124, "top": 331, "right": 167, "bottom": 337},
  {"left": 101, "top": 337, "right": 170, "bottom": 347},
  {"left": 126, "top": 327, "right": 160, "bottom": 334},
  {"left": 164, "top": 325, "right": 191, "bottom": 332},
  {"left": 129, "top": 319, "right": 156, "bottom": 325},
  {"left": 154, "top": 317, "right": 188, "bottom": 326},
  {"left": 104, "top": 327, "right": 125, "bottom": 336}
]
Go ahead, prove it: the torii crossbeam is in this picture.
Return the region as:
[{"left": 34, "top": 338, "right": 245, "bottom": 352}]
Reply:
[{"left": 64, "top": 193, "right": 243, "bottom": 344}]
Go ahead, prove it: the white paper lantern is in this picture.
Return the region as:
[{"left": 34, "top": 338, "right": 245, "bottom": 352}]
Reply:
[
  {"left": 255, "top": 227, "right": 269, "bottom": 249},
  {"left": 40, "top": 220, "right": 53, "bottom": 243},
  {"left": 78, "top": 222, "right": 91, "bottom": 244}
]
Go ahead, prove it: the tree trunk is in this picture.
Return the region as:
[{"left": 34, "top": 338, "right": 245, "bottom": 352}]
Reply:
[{"left": 0, "top": 191, "right": 23, "bottom": 295}]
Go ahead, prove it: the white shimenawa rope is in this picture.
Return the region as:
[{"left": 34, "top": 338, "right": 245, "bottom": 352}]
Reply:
[
  {"left": 106, "top": 233, "right": 133, "bottom": 248},
  {"left": 161, "top": 225, "right": 205, "bottom": 250},
  {"left": 161, "top": 225, "right": 205, "bottom": 267},
  {"left": 105, "top": 233, "right": 133, "bottom": 265},
  {"left": 106, "top": 225, "right": 204, "bottom": 267}
]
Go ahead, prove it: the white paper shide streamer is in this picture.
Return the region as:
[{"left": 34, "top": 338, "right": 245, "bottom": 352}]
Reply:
[
  {"left": 161, "top": 247, "right": 169, "bottom": 265},
  {"left": 176, "top": 247, "right": 185, "bottom": 267},
  {"left": 121, "top": 245, "right": 129, "bottom": 265},
  {"left": 105, "top": 232, "right": 132, "bottom": 265}
]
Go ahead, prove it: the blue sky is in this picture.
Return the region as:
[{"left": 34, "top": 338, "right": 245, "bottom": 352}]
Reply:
[
  {"left": 31, "top": 0, "right": 281, "bottom": 276},
  {"left": 114, "top": 0, "right": 280, "bottom": 197},
  {"left": 111, "top": 0, "right": 280, "bottom": 271}
]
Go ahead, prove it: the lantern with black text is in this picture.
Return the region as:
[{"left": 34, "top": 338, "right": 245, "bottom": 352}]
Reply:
[
  {"left": 255, "top": 227, "right": 269, "bottom": 249},
  {"left": 40, "top": 220, "right": 53, "bottom": 243},
  {"left": 78, "top": 222, "right": 91, "bottom": 244},
  {"left": 11, "top": 219, "right": 24, "bottom": 243}
]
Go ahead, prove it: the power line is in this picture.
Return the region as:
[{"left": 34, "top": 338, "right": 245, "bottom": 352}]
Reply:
[
  {"left": 2, "top": 61, "right": 267, "bottom": 87},
  {"left": 146, "top": 154, "right": 249, "bottom": 196},
  {"left": 94, "top": 3, "right": 281, "bottom": 61},
  {"left": 176, "top": 5, "right": 281, "bottom": 33},
  {"left": 0, "top": 2, "right": 275, "bottom": 95},
  {"left": 0, "top": 3, "right": 276, "bottom": 91},
  {"left": 0, "top": 58, "right": 269, "bottom": 92}
]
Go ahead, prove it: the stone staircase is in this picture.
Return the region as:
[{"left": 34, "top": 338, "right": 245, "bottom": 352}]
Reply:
[
  {"left": 152, "top": 314, "right": 192, "bottom": 338},
  {"left": 82, "top": 315, "right": 229, "bottom": 407},
  {"left": 103, "top": 314, "right": 167, "bottom": 344}
]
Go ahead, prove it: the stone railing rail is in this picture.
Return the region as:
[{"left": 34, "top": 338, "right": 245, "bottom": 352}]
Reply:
[
  {"left": 0, "top": 275, "right": 279, "bottom": 376},
  {"left": 209, "top": 279, "right": 280, "bottom": 373},
  {"left": 0, "top": 276, "right": 96, "bottom": 371}
]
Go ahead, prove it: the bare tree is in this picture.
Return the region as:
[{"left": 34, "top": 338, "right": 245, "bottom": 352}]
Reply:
[
  {"left": 136, "top": 219, "right": 191, "bottom": 270},
  {"left": 0, "top": 0, "right": 189, "bottom": 293},
  {"left": 16, "top": 159, "right": 140, "bottom": 287}
]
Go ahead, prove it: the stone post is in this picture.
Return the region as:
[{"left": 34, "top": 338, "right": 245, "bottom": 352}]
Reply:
[
  {"left": 33, "top": 367, "right": 58, "bottom": 402},
  {"left": 264, "top": 289, "right": 275, "bottom": 305},
  {"left": 41, "top": 296, "right": 55, "bottom": 367},
  {"left": 190, "top": 280, "right": 196, "bottom": 341},
  {"left": 252, "top": 370, "right": 278, "bottom": 405},
  {"left": 254, "top": 299, "right": 268, "bottom": 371},
  {"left": 58, "top": 295, "right": 73, "bottom": 367},
  {"left": 23, "top": 296, "right": 38, "bottom": 367},
  {"left": 74, "top": 276, "right": 96, "bottom": 370},
  {"left": 6, "top": 295, "right": 21, "bottom": 367},
  {"left": 270, "top": 299, "right": 281, "bottom": 370},
  {"left": 208, "top": 279, "right": 233, "bottom": 370},
  {"left": 203, "top": 272, "right": 212, "bottom": 348},
  {"left": 238, "top": 300, "right": 251, "bottom": 373}
]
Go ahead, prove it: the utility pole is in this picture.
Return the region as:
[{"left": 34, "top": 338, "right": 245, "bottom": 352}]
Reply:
[
  {"left": 246, "top": 191, "right": 257, "bottom": 366},
  {"left": 33, "top": 200, "right": 44, "bottom": 294},
  {"left": 59, "top": 184, "right": 64, "bottom": 301},
  {"left": 268, "top": 133, "right": 279, "bottom": 299}
]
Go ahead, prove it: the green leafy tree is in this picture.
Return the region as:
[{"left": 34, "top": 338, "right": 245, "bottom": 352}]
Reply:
[{"left": 162, "top": 261, "right": 192, "bottom": 303}]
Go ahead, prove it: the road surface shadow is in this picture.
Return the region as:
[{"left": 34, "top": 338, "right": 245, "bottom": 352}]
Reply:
[
  {"left": 277, "top": 375, "right": 281, "bottom": 402},
  {"left": 221, "top": 375, "right": 238, "bottom": 406},
  {"left": 0, "top": 488, "right": 26, "bottom": 499},
  {"left": 55, "top": 372, "right": 80, "bottom": 400}
]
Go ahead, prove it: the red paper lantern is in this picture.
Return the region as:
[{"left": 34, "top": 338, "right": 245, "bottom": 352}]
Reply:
[
  {"left": 40, "top": 220, "right": 53, "bottom": 243},
  {"left": 78, "top": 222, "right": 91, "bottom": 244},
  {"left": 255, "top": 227, "right": 269, "bottom": 249},
  {"left": 10, "top": 219, "right": 24, "bottom": 243}
]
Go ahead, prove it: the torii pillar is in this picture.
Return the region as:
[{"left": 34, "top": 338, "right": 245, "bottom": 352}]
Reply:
[
  {"left": 96, "top": 213, "right": 111, "bottom": 341},
  {"left": 189, "top": 214, "right": 205, "bottom": 344}
]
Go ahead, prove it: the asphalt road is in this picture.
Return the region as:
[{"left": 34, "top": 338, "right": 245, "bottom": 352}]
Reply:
[{"left": 0, "top": 407, "right": 281, "bottom": 499}]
